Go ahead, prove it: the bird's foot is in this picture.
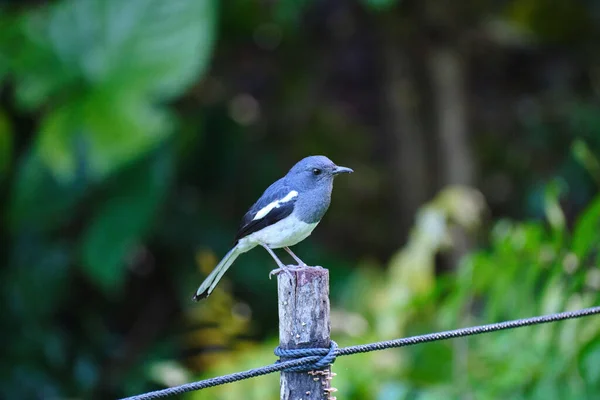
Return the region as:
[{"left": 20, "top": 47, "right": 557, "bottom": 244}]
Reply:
[{"left": 269, "top": 264, "right": 303, "bottom": 279}]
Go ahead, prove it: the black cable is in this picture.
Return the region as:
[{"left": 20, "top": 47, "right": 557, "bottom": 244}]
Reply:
[{"left": 338, "top": 305, "right": 600, "bottom": 356}]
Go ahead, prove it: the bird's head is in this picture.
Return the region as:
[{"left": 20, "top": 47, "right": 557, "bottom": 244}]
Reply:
[{"left": 286, "top": 155, "right": 353, "bottom": 191}]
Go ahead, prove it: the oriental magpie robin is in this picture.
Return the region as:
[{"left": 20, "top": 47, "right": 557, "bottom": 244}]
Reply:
[{"left": 193, "top": 155, "right": 353, "bottom": 301}]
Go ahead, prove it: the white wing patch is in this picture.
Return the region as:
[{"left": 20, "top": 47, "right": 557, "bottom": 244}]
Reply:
[{"left": 252, "top": 190, "right": 298, "bottom": 221}]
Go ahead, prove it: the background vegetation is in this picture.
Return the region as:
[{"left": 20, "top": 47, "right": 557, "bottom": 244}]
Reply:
[{"left": 1, "top": 0, "right": 600, "bottom": 399}]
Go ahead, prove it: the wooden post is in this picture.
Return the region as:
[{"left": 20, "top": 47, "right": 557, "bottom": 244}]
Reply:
[{"left": 277, "top": 267, "right": 334, "bottom": 400}]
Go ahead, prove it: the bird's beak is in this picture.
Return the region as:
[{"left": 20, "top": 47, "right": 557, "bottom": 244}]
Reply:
[{"left": 332, "top": 165, "right": 354, "bottom": 175}]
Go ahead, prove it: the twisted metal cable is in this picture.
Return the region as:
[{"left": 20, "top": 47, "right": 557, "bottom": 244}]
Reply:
[
  {"left": 338, "top": 305, "right": 600, "bottom": 356},
  {"left": 121, "top": 305, "right": 600, "bottom": 400}
]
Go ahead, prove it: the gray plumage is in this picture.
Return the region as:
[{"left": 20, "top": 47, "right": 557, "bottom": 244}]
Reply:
[{"left": 193, "top": 155, "right": 353, "bottom": 301}]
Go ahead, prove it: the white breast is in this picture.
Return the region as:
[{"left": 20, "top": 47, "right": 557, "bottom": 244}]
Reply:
[{"left": 237, "top": 214, "right": 318, "bottom": 251}]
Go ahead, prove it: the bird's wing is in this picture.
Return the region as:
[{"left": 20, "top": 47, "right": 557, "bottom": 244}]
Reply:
[{"left": 234, "top": 181, "right": 298, "bottom": 242}]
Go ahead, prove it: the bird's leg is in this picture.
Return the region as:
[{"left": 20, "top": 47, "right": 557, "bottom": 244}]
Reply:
[
  {"left": 284, "top": 247, "right": 324, "bottom": 270},
  {"left": 259, "top": 243, "right": 298, "bottom": 279},
  {"left": 284, "top": 247, "right": 307, "bottom": 267},
  {"left": 259, "top": 243, "right": 286, "bottom": 268}
]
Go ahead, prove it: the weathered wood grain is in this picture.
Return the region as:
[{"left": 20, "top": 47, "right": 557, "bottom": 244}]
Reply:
[{"left": 277, "top": 267, "right": 334, "bottom": 400}]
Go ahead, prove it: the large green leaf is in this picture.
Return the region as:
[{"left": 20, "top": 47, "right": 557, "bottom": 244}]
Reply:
[
  {"left": 80, "top": 150, "right": 172, "bottom": 295},
  {"left": 6, "top": 0, "right": 217, "bottom": 181},
  {"left": 35, "top": 89, "right": 170, "bottom": 182},
  {"left": 10, "top": 0, "right": 216, "bottom": 105}
]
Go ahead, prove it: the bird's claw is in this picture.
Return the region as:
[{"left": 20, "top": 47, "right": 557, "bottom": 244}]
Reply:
[{"left": 269, "top": 264, "right": 303, "bottom": 279}]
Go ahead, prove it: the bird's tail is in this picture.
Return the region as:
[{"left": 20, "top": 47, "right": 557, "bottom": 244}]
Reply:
[{"left": 192, "top": 245, "right": 242, "bottom": 301}]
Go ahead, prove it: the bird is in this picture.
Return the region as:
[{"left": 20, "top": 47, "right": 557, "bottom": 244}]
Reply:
[{"left": 192, "top": 155, "right": 353, "bottom": 301}]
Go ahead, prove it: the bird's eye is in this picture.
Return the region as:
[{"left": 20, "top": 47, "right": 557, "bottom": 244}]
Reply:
[{"left": 312, "top": 168, "right": 322, "bottom": 176}]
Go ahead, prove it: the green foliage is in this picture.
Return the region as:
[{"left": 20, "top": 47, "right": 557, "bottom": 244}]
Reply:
[
  {"left": 8, "top": 148, "right": 88, "bottom": 230},
  {"left": 0, "top": 0, "right": 216, "bottom": 397},
  {"left": 81, "top": 151, "right": 173, "bottom": 295},
  {"left": 2, "top": 0, "right": 216, "bottom": 182},
  {"left": 571, "top": 196, "right": 600, "bottom": 262}
]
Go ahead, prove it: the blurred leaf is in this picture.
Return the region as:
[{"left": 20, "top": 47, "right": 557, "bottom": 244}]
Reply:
[
  {"left": 36, "top": 102, "right": 80, "bottom": 180},
  {"left": 80, "top": 150, "right": 172, "bottom": 295},
  {"left": 8, "top": 148, "right": 87, "bottom": 230},
  {"left": 8, "top": 0, "right": 217, "bottom": 106},
  {"left": 0, "top": 11, "right": 72, "bottom": 109},
  {"left": 544, "top": 180, "right": 566, "bottom": 245},
  {"left": 36, "top": 89, "right": 170, "bottom": 182},
  {"left": 5, "top": 0, "right": 217, "bottom": 181},
  {"left": 408, "top": 341, "right": 453, "bottom": 383},
  {"left": 572, "top": 139, "right": 600, "bottom": 187},
  {"left": 0, "top": 109, "right": 13, "bottom": 178},
  {"left": 571, "top": 196, "right": 600, "bottom": 260},
  {"left": 529, "top": 378, "right": 562, "bottom": 400},
  {"left": 579, "top": 339, "right": 600, "bottom": 387}
]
